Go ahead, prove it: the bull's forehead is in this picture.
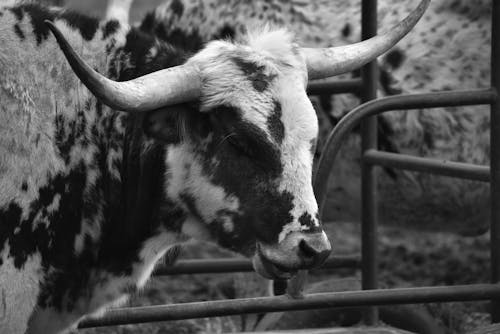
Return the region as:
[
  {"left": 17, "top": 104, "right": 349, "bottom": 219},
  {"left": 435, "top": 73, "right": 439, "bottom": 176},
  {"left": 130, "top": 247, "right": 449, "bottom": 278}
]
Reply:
[{"left": 189, "top": 27, "right": 317, "bottom": 147}]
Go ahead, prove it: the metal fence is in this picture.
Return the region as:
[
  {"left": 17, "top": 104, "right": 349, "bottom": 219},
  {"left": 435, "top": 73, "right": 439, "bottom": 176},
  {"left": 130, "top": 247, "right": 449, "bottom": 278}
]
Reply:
[{"left": 78, "top": 0, "right": 500, "bottom": 331}]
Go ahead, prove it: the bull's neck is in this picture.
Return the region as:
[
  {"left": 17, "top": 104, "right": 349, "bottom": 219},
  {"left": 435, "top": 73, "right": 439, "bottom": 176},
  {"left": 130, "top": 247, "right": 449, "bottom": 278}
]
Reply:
[{"left": 93, "top": 32, "right": 191, "bottom": 272}]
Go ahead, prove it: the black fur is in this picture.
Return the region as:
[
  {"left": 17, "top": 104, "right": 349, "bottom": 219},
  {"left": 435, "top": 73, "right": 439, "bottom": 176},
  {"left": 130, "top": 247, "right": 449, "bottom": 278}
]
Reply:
[
  {"left": 102, "top": 19, "right": 120, "bottom": 40},
  {"left": 267, "top": 101, "right": 285, "bottom": 144},
  {"left": 206, "top": 105, "right": 294, "bottom": 245},
  {"left": 384, "top": 48, "right": 406, "bottom": 69},
  {"left": 341, "top": 23, "right": 351, "bottom": 38},
  {"left": 139, "top": 12, "right": 204, "bottom": 53},
  {"left": 13, "top": 23, "right": 25, "bottom": 40},
  {"left": 170, "top": 0, "right": 184, "bottom": 17},
  {"left": 232, "top": 56, "right": 276, "bottom": 92},
  {"left": 9, "top": 4, "right": 99, "bottom": 44}
]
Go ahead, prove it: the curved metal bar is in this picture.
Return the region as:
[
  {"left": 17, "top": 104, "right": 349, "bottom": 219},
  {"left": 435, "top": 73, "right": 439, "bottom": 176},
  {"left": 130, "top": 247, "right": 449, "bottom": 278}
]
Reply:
[{"left": 313, "top": 88, "right": 497, "bottom": 216}]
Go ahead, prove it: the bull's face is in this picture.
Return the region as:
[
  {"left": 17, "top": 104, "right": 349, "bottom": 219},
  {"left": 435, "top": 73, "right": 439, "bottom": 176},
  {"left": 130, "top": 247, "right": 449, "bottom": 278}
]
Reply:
[{"left": 160, "top": 30, "right": 331, "bottom": 279}]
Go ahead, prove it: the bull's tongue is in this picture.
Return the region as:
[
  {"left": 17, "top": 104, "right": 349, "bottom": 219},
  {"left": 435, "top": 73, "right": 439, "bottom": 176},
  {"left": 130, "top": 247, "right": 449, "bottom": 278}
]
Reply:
[{"left": 252, "top": 249, "right": 295, "bottom": 280}]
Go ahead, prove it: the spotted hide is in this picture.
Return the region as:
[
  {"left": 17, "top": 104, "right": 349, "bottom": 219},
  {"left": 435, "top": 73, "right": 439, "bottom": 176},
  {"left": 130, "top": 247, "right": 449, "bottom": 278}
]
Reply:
[
  {"left": 143, "top": 0, "right": 492, "bottom": 234},
  {"left": 0, "top": 3, "right": 331, "bottom": 333}
]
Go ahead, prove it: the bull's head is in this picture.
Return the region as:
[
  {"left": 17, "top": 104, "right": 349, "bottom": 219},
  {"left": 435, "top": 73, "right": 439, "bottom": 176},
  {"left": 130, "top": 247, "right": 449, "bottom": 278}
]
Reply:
[{"left": 45, "top": 0, "right": 428, "bottom": 279}]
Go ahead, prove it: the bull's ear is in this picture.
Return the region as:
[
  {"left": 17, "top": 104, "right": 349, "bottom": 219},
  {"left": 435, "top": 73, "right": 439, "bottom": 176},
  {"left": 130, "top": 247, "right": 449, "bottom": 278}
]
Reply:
[{"left": 143, "top": 107, "right": 183, "bottom": 143}]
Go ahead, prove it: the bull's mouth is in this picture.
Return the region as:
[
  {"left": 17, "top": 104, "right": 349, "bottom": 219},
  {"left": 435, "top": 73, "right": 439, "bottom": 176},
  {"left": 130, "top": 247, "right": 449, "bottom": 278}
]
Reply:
[{"left": 252, "top": 245, "right": 297, "bottom": 280}]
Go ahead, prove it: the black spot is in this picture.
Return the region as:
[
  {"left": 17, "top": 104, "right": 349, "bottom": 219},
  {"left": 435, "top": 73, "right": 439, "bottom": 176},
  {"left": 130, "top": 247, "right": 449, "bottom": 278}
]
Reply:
[
  {"left": 380, "top": 68, "right": 402, "bottom": 96},
  {"left": 210, "top": 105, "right": 282, "bottom": 176},
  {"left": 9, "top": 4, "right": 99, "bottom": 44},
  {"left": 298, "top": 212, "right": 323, "bottom": 234},
  {"left": 232, "top": 57, "right": 262, "bottom": 75},
  {"left": 170, "top": 0, "right": 184, "bottom": 17},
  {"left": 0, "top": 11, "right": 4, "bottom": 17},
  {"left": 59, "top": 10, "right": 99, "bottom": 41},
  {"left": 216, "top": 24, "right": 236, "bottom": 40},
  {"left": 102, "top": 19, "right": 120, "bottom": 40},
  {"left": 232, "top": 57, "right": 275, "bottom": 92},
  {"left": 11, "top": 4, "right": 53, "bottom": 44},
  {"left": 384, "top": 48, "right": 405, "bottom": 69},
  {"left": 13, "top": 23, "right": 25, "bottom": 40},
  {"left": 21, "top": 181, "right": 28, "bottom": 192},
  {"left": 298, "top": 212, "right": 314, "bottom": 227},
  {"left": 138, "top": 11, "right": 155, "bottom": 32},
  {"left": 267, "top": 101, "right": 285, "bottom": 144},
  {"left": 341, "top": 23, "right": 351, "bottom": 38},
  {"left": 9, "top": 6, "right": 24, "bottom": 21}
]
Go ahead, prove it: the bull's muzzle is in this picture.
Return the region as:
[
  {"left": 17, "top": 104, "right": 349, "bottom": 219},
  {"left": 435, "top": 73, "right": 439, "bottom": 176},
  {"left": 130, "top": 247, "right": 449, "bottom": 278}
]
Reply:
[
  {"left": 297, "top": 233, "right": 332, "bottom": 268},
  {"left": 253, "top": 231, "right": 332, "bottom": 280}
]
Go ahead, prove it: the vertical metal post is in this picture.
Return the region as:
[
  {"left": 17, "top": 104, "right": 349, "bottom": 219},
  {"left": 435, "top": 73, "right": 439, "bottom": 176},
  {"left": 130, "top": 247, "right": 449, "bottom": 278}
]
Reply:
[
  {"left": 491, "top": 0, "right": 500, "bottom": 323},
  {"left": 361, "top": 0, "right": 379, "bottom": 325}
]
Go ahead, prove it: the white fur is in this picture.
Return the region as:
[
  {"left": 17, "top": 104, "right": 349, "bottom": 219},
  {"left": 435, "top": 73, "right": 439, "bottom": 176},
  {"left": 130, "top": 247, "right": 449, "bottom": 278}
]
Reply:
[
  {"left": 0, "top": 245, "right": 41, "bottom": 334},
  {"left": 134, "top": 229, "right": 180, "bottom": 288}
]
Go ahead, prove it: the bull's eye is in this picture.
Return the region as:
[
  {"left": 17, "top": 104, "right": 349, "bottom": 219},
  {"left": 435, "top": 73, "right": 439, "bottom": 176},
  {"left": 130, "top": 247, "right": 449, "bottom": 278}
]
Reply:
[{"left": 228, "top": 136, "right": 255, "bottom": 158}]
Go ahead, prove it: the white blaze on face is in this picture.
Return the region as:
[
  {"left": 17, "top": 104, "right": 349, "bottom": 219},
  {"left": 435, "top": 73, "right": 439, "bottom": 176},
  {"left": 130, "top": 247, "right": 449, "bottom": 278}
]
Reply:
[
  {"left": 274, "top": 58, "right": 320, "bottom": 243},
  {"left": 240, "top": 29, "right": 321, "bottom": 243}
]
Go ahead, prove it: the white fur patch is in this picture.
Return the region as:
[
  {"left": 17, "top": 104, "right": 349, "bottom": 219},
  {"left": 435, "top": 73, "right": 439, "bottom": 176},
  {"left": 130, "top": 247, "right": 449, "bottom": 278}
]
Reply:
[
  {"left": 246, "top": 27, "right": 296, "bottom": 60},
  {"left": 133, "top": 228, "right": 180, "bottom": 288},
  {"left": 0, "top": 244, "right": 41, "bottom": 334}
]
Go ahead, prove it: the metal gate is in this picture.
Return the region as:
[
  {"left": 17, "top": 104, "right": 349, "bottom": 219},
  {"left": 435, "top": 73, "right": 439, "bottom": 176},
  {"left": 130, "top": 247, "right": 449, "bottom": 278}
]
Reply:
[{"left": 78, "top": 0, "right": 500, "bottom": 330}]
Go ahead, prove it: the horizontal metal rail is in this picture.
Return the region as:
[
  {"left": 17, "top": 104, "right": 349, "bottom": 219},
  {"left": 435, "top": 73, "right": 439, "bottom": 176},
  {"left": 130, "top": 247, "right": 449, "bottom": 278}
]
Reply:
[
  {"left": 154, "top": 255, "right": 360, "bottom": 275},
  {"left": 78, "top": 283, "right": 500, "bottom": 328},
  {"left": 363, "top": 149, "right": 490, "bottom": 182},
  {"left": 307, "top": 78, "right": 362, "bottom": 95},
  {"left": 314, "top": 88, "right": 497, "bottom": 214}
]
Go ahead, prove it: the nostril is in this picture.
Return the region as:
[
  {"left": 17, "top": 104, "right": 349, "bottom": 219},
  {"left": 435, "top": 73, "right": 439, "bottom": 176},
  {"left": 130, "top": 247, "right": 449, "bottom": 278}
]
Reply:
[
  {"left": 298, "top": 236, "right": 332, "bottom": 268},
  {"left": 298, "top": 239, "right": 318, "bottom": 258}
]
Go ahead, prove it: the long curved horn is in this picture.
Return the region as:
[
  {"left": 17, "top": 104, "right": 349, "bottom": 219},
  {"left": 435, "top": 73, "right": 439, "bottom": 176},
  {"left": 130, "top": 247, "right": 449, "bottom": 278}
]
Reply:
[
  {"left": 303, "top": 0, "right": 430, "bottom": 80},
  {"left": 45, "top": 20, "right": 201, "bottom": 112}
]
